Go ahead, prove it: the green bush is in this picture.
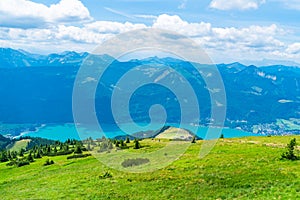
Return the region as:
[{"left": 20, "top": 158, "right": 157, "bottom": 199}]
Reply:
[
  {"left": 74, "top": 145, "right": 83, "bottom": 154},
  {"left": 27, "top": 153, "right": 34, "bottom": 162},
  {"left": 0, "top": 151, "right": 9, "bottom": 162},
  {"left": 6, "top": 159, "right": 30, "bottom": 167},
  {"left": 44, "top": 159, "right": 54, "bottom": 166},
  {"left": 17, "top": 160, "right": 30, "bottom": 167},
  {"left": 99, "top": 171, "right": 112, "bottom": 179}
]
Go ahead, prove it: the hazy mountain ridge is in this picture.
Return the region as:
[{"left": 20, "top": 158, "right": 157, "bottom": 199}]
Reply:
[{"left": 0, "top": 48, "right": 299, "bottom": 135}]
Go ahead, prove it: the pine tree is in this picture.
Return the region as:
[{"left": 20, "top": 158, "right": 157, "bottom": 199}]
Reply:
[
  {"left": 133, "top": 139, "right": 141, "bottom": 149},
  {"left": 0, "top": 151, "right": 8, "bottom": 162},
  {"left": 54, "top": 146, "right": 57, "bottom": 153},
  {"left": 120, "top": 140, "right": 125, "bottom": 147},
  {"left": 74, "top": 145, "right": 82, "bottom": 154},
  {"left": 126, "top": 137, "right": 130, "bottom": 143},
  {"left": 87, "top": 143, "right": 91, "bottom": 151},
  {"left": 7, "top": 151, "right": 12, "bottom": 160},
  {"left": 35, "top": 149, "right": 42, "bottom": 158},
  {"left": 19, "top": 149, "right": 25, "bottom": 157},
  {"left": 47, "top": 146, "right": 51, "bottom": 153},
  {"left": 27, "top": 152, "right": 34, "bottom": 162},
  {"left": 115, "top": 141, "right": 120, "bottom": 147},
  {"left": 281, "top": 138, "right": 299, "bottom": 160},
  {"left": 191, "top": 136, "right": 196, "bottom": 143}
]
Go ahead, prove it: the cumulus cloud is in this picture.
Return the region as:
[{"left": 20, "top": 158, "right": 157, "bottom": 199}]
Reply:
[
  {"left": 1, "top": 13, "right": 299, "bottom": 63},
  {"left": 286, "top": 43, "right": 300, "bottom": 54},
  {"left": 153, "top": 14, "right": 212, "bottom": 37},
  {"left": 209, "top": 0, "right": 265, "bottom": 10},
  {"left": 152, "top": 14, "right": 284, "bottom": 52},
  {"left": 0, "top": 0, "right": 92, "bottom": 28}
]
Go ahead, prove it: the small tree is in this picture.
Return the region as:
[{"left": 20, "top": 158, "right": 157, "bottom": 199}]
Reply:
[
  {"left": 220, "top": 133, "right": 224, "bottom": 139},
  {"left": 47, "top": 146, "right": 51, "bottom": 153},
  {"left": 19, "top": 148, "right": 25, "bottom": 157},
  {"left": 120, "top": 140, "right": 125, "bottom": 147},
  {"left": 115, "top": 141, "right": 120, "bottom": 148},
  {"left": 53, "top": 146, "right": 57, "bottom": 153},
  {"left": 0, "top": 151, "right": 8, "bottom": 162},
  {"left": 74, "top": 145, "right": 82, "bottom": 154},
  {"left": 108, "top": 142, "right": 113, "bottom": 150},
  {"left": 7, "top": 151, "right": 12, "bottom": 160},
  {"left": 133, "top": 139, "right": 141, "bottom": 149},
  {"left": 281, "top": 138, "right": 299, "bottom": 161},
  {"left": 191, "top": 136, "right": 196, "bottom": 143},
  {"left": 27, "top": 152, "right": 34, "bottom": 162},
  {"left": 87, "top": 143, "right": 91, "bottom": 151},
  {"left": 34, "top": 149, "right": 42, "bottom": 159},
  {"left": 126, "top": 137, "right": 130, "bottom": 143},
  {"left": 64, "top": 144, "right": 69, "bottom": 151}
]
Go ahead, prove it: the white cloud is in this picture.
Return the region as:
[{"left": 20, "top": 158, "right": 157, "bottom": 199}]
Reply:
[
  {"left": 152, "top": 14, "right": 284, "bottom": 52},
  {"left": 56, "top": 25, "right": 109, "bottom": 44},
  {"left": 85, "top": 21, "right": 147, "bottom": 34},
  {"left": 209, "top": 0, "right": 265, "bottom": 10},
  {"left": 153, "top": 14, "right": 212, "bottom": 37},
  {"left": 211, "top": 24, "right": 285, "bottom": 50},
  {"left": 287, "top": 43, "right": 300, "bottom": 54},
  {"left": 0, "top": 0, "right": 92, "bottom": 28},
  {"left": 48, "top": 0, "right": 92, "bottom": 22},
  {"left": 1, "top": 13, "right": 300, "bottom": 63},
  {"left": 134, "top": 14, "right": 158, "bottom": 19}
]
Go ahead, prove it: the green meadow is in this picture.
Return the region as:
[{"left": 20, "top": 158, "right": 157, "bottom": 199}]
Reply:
[{"left": 0, "top": 135, "right": 299, "bottom": 199}]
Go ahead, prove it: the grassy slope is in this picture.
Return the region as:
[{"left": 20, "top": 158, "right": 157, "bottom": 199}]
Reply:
[
  {"left": 0, "top": 135, "right": 300, "bottom": 199},
  {"left": 155, "top": 127, "right": 192, "bottom": 140},
  {"left": 6, "top": 139, "right": 30, "bottom": 151}
]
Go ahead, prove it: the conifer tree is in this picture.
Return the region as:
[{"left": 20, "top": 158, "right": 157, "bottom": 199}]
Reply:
[{"left": 133, "top": 139, "right": 141, "bottom": 149}]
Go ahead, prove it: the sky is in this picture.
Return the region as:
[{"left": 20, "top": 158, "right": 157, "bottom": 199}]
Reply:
[{"left": 0, "top": 0, "right": 300, "bottom": 64}]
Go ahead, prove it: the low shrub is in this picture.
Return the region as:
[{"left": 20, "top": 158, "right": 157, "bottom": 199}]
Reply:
[
  {"left": 44, "top": 159, "right": 54, "bottom": 166},
  {"left": 6, "top": 159, "right": 30, "bottom": 167},
  {"left": 99, "top": 171, "right": 112, "bottom": 179},
  {"left": 17, "top": 160, "right": 30, "bottom": 167}
]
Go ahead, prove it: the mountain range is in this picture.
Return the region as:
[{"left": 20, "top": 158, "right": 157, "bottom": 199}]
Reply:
[{"left": 0, "top": 48, "right": 299, "bottom": 135}]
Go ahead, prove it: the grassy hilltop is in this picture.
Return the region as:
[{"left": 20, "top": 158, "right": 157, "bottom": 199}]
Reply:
[{"left": 0, "top": 135, "right": 300, "bottom": 199}]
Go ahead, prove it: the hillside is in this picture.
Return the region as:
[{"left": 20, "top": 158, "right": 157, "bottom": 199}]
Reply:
[
  {"left": 154, "top": 126, "right": 197, "bottom": 140},
  {"left": 0, "top": 48, "right": 299, "bottom": 135},
  {"left": 0, "top": 135, "right": 10, "bottom": 150},
  {"left": 0, "top": 135, "right": 299, "bottom": 199}
]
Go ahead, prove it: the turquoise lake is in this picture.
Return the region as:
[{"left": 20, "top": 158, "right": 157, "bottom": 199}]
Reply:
[{"left": 19, "top": 123, "right": 262, "bottom": 141}]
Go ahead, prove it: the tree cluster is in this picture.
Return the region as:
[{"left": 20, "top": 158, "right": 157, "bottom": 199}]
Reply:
[{"left": 0, "top": 138, "right": 86, "bottom": 167}]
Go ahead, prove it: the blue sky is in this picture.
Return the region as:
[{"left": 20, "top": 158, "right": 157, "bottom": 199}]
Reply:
[{"left": 1, "top": 0, "right": 300, "bottom": 64}]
